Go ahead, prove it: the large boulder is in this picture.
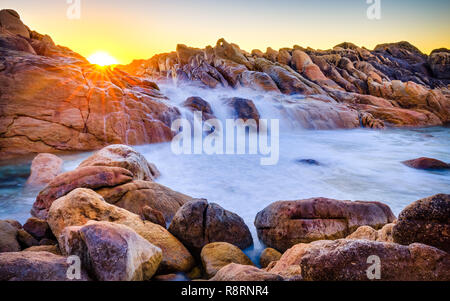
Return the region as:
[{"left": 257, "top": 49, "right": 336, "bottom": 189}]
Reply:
[
  {"left": 31, "top": 166, "right": 133, "bottom": 219},
  {"left": 268, "top": 239, "right": 450, "bottom": 281},
  {"left": 224, "top": 97, "right": 260, "bottom": 124},
  {"left": 238, "top": 71, "right": 280, "bottom": 93},
  {"left": 0, "top": 9, "right": 30, "bottom": 38},
  {"left": 168, "top": 199, "right": 253, "bottom": 255},
  {"left": 393, "top": 194, "right": 450, "bottom": 252},
  {"left": 0, "top": 251, "right": 90, "bottom": 281},
  {"left": 402, "top": 157, "right": 450, "bottom": 170},
  {"left": 96, "top": 180, "right": 192, "bottom": 224},
  {"left": 428, "top": 49, "right": 450, "bottom": 79},
  {"left": 78, "top": 144, "right": 160, "bottom": 181},
  {"left": 182, "top": 96, "right": 215, "bottom": 120},
  {"left": 255, "top": 197, "right": 396, "bottom": 252},
  {"left": 259, "top": 248, "right": 282, "bottom": 269},
  {"left": 61, "top": 221, "right": 162, "bottom": 281},
  {"left": 0, "top": 220, "right": 20, "bottom": 252},
  {"left": 47, "top": 188, "right": 195, "bottom": 273},
  {"left": 25, "top": 153, "right": 63, "bottom": 188},
  {"left": 209, "top": 263, "right": 283, "bottom": 281},
  {"left": 200, "top": 242, "right": 254, "bottom": 279}
]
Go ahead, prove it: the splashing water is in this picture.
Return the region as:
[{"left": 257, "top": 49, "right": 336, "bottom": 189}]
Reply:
[{"left": 0, "top": 84, "right": 449, "bottom": 263}]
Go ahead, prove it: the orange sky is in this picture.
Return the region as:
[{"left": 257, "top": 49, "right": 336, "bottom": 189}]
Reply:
[{"left": 2, "top": 0, "right": 449, "bottom": 64}]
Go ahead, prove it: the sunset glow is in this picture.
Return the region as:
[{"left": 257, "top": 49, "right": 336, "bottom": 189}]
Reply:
[{"left": 87, "top": 51, "right": 119, "bottom": 66}]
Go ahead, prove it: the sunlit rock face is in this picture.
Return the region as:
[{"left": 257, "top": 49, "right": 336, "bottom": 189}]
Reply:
[{"left": 0, "top": 10, "right": 180, "bottom": 160}]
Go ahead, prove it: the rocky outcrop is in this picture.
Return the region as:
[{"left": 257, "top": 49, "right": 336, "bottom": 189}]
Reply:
[
  {"left": 428, "top": 49, "right": 450, "bottom": 79},
  {"left": 25, "top": 153, "right": 63, "bottom": 188},
  {"left": 78, "top": 144, "right": 160, "bottom": 181},
  {"left": 31, "top": 166, "right": 134, "bottom": 219},
  {"left": 0, "top": 251, "right": 90, "bottom": 281},
  {"left": 47, "top": 188, "right": 195, "bottom": 273},
  {"left": 402, "top": 157, "right": 450, "bottom": 170},
  {"left": 393, "top": 194, "right": 450, "bottom": 252},
  {"left": 0, "top": 10, "right": 180, "bottom": 160},
  {"left": 96, "top": 180, "right": 192, "bottom": 224},
  {"left": 200, "top": 242, "right": 254, "bottom": 279},
  {"left": 254, "top": 197, "right": 396, "bottom": 252},
  {"left": 168, "top": 199, "right": 253, "bottom": 255},
  {"left": 60, "top": 221, "right": 162, "bottom": 281},
  {"left": 209, "top": 263, "right": 283, "bottom": 281},
  {"left": 268, "top": 239, "right": 450, "bottom": 281}
]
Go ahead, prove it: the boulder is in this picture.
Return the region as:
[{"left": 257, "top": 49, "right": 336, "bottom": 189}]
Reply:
[
  {"left": 224, "top": 97, "right": 260, "bottom": 123},
  {"left": 346, "top": 224, "right": 394, "bottom": 242},
  {"left": 142, "top": 206, "right": 166, "bottom": 227},
  {"left": 25, "top": 153, "right": 63, "bottom": 188},
  {"left": 402, "top": 157, "right": 450, "bottom": 170},
  {"left": 23, "top": 217, "right": 53, "bottom": 240},
  {"left": 200, "top": 242, "right": 254, "bottom": 279},
  {"left": 393, "top": 194, "right": 450, "bottom": 252},
  {"left": 31, "top": 166, "right": 133, "bottom": 219},
  {"left": 255, "top": 197, "right": 396, "bottom": 252},
  {"left": 259, "top": 248, "right": 282, "bottom": 268},
  {"left": 62, "top": 221, "right": 163, "bottom": 281},
  {"left": 238, "top": 71, "right": 280, "bottom": 93},
  {"left": 47, "top": 188, "right": 194, "bottom": 273},
  {"left": 168, "top": 199, "right": 253, "bottom": 255},
  {"left": 78, "top": 144, "right": 160, "bottom": 181},
  {"left": 16, "top": 229, "right": 39, "bottom": 248},
  {"left": 0, "top": 9, "right": 30, "bottom": 38},
  {"left": 182, "top": 96, "right": 215, "bottom": 120},
  {"left": 209, "top": 263, "right": 283, "bottom": 281},
  {"left": 268, "top": 239, "right": 450, "bottom": 281},
  {"left": 0, "top": 220, "right": 20, "bottom": 252},
  {"left": 96, "top": 180, "right": 192, "bottom": 224},
  {"left": 0, "top": 251, "right": 90, "bottom": 281},
  {"left": 428, "top": 49, "right": 450, "bottom": 79},
  {"left": 23, "top": 245, "right": 61, "bottom": 255}
]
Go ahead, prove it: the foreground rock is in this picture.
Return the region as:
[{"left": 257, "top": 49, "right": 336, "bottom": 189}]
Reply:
[
  {"left": 78, "top": 144, "right": 160, "bottom": 181},
  {"left": 25, "top": 153, "right": 63, "bottom": 188},
  {"left": 402, "top": 157, "right": 450, "bottom": 170},
  {"left": 96, "top": 180, "right": 192, "bottom": 224},
  {"left": 209, "top": 263, "right": 283, "bottom": 281},
  {"left": 0, "top": 251, "right": 90, "bottom": 281},
  {"left": 268, "top": 239, "right": 450, "bottom": 281},
  {"left": 255, "top": 197, "right": 396, "bottom": 251},
  {"left": 393, "top": 194, "right": 450, "bottom": 252},
  {"left": 31, "top": 166, "right": 133, "bottom": 219},
  {"left": 47, "top": 188, "right": 195, "bottom": 273},
  {"left": 61, "top": 221, "right": 162, "bottom": 281},
  {"left": 168, "top": 199, "right": 253, "bottom": 255},
  {"left": 346, "top": 224, "right": 395, "bottom": 242},
  {"left": 0, "top": 220, "right": 20, "bottom": 252},
  {"left": 201, "top": 242, "right": 254, "bottom": 279},
  {"left": 259, "top": 248, "right": 282, "bottom": 268}
]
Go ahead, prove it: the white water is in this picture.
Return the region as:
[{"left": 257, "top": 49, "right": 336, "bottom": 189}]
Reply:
[{"left": 0, "top": 84, "right": 449, "bottom": 262}]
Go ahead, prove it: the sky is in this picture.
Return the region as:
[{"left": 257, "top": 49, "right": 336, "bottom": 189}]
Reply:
[{"left": 2, "top": 0, "right": 449, "bottom": 64}]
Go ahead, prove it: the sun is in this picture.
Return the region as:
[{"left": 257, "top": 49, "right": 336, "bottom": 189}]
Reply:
[{"left": 87, "top": 51, "right": 119, "bottom": 66}]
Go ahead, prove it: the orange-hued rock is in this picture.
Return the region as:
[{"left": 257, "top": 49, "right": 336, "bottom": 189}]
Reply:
[
  {"left": 209, "top": 263, "right": 283, "bottom": 281},
  {"left": 31, "top": 166, "right": 133, "bottom": 219},
  {"left": 26, "top": 153, "right": 63, "bottom": 188},
  {"left": 402, "top": 157, "right": 450, "bottom": 170},
  {"left": 255, "top": 197, "right": 396, "bottom": 252}
]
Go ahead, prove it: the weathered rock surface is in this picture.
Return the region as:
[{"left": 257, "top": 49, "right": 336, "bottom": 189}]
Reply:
[
  {"left": 61, "top": 221, "right": 163, "bottom": 281},
  {"left": 0, "top": 220, "right": 20, "bottom": 252},
  {"left": 16, "top": 229, "right": 39, "bottom": 248},
  {"left": 25, "top": 153, "right": 63, "bottom": 188},
  {"left": 255, "top": 197, "right": 396, "bottom": 252},
  {"left": 402, "top": 157, "right": 450, "bottom": 170},
  {"left": 209, "top": 263, "right": 283, "bottom": 281},
  {"left": 47, "top": 188, "right": 194, "bottom": 273},
  {"left": 268, "top": 239, "right": 450, "bottom": 281},
  {"left": 23, "top": 245, "right": 61, "bottom": 255},
  {"left": 96, "top": 180, "right": 192, "bottom": 224},
  {"left": 31, "top": 166, "right": 133, "bottom": 219},
  {"left": 23, "top": 217, "right": 53, "bottom": 240},
  {"left": 182, "top": 96, "right": 215, "bottom": 120},
  {"left": 168, "top": 199, "right": 253, "bottom": 255},
  {"left": 346, "top": 224, "right": 395, "bottom": 242},
  {"left": 78, "top": 144, "right": 160, "bottom": 181},
  {"left": 0, "top": 251, "right": 90, "bottom": 281},
  {"left": 393, "top": 194, "right": 450, "bottom": 252},
  {"left": 200, "top": 242, "right": 254, "bottom": 279},
  {"left": 259, "top": 248, "right": 282, "bottom": 268}
]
